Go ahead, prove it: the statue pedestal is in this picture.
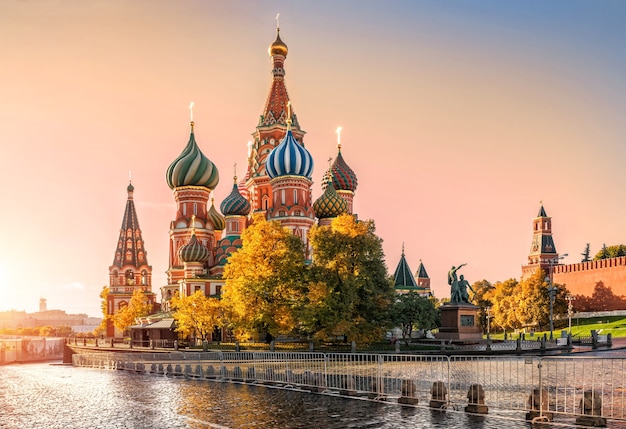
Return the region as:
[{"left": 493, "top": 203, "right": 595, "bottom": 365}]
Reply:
[{"left": 437, "top": 303, "right": 483, "bottom": 340}]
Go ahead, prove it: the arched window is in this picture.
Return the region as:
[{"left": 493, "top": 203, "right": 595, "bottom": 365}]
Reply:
[{"left": 141, "top": 270, "right": 148, "bottom": 285}]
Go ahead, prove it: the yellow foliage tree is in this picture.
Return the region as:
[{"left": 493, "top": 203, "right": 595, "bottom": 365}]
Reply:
[
  {"left": 94, "top": 285, "right": 111, "bottom": 337},
  {"left": 171, "top": 291, "right": 224, "bottom": 341},
  {"left": 222, "top": 214, "right": 306, "bottom": 340},
  {"left": 113, "top": 289, "right": 151, "bottom": 333}
]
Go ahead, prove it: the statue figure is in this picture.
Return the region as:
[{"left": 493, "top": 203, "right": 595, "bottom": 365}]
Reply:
[
  {"left": 448, "top": 263, "right": 467, "bottom": 303},
  {"left": 458, "top": 275, "right": 475, "bottom": 303}
]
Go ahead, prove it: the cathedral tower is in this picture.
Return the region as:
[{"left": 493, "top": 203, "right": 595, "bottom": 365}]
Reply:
[
  {"left": 107, "top": 182, "right": 155, "bottom": 337},
  {"left": 163, "top": 120, "right": 220, "bottom": 307},
  {"left": 244, "top": 26, "right": 306, "bottom": 216}
]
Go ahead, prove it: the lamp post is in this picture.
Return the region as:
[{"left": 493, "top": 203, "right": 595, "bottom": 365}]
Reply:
[
  {"left": 486, "top": 306, "right": 491, "bottom": 340},
  {"left": 545, "top": 253, "right": 567, "bottom": 340},
  {"left": 566, "top": 294, "right": 575, "bottom": 334}
]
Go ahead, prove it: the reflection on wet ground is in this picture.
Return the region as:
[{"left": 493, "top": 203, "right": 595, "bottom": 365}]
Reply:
[{"left": 0, "top": 362, "right": 622, "bottom": 429}]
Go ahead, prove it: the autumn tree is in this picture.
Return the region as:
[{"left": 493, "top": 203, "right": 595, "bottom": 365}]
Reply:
[
  {"left": 171, "top": 291, "right": 225, "bottom": 342},
  {"left": 94, "top": 286, "right": 111, "bottom": 337},
  {"left": 113, "top": 289, "right": 152, "bottom": 333},
  {"left": 222, "top": 215, "right": 307, "bottom": 340},
  {"left": 471, "top": 279, "right": 494, "bottom": 330},
  {"left": 389, "top": 292, "right": 438, "bottom": 344},
  {"left": 303, "top": 214, "right": 395, "bottom": 343},
  {"left": 490, "top": 279, "right": 520, "bottom": 332}
]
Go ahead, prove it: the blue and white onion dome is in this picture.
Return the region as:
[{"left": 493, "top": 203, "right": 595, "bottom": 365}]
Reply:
[
  {"left": 166, "top": 122, "right": 220, "bottom": 190},
  {"left": 178, "top": 232, "right": 210, "bottom": 263},
  {"left": 265, "top": 129, "right": 314, "bottom": 179},
  {"left": 220, "top": 177, "right": 251, "bottom": 217}
]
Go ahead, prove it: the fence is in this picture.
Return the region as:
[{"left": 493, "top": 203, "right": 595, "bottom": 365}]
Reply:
[{"left": 72, "top": 350, "right": 625, "bottom": 426}]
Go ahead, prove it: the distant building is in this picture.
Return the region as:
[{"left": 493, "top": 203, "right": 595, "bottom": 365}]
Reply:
[
  {"left": 0, "top": 302, "right": 99, "bottom": 333},
  {"left": 521, "top": 204, "right": 626, "bottom": 306}
]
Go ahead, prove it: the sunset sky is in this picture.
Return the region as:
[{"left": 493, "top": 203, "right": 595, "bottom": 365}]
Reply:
[{"left": 2, "top": 1, "right": 626, "bottom": 317}]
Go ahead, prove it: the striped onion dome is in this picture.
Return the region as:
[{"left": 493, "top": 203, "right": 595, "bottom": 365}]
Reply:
[
  {"left": 220, "top": 179, "right": 251, "bottom": 217},
  {"left": 266, "top": 130, "right": 314, "bottom": 179},
  {"left": 166, "top": 122, "right": 220, "bottom": 190},
  {"left": 313, "top": 181, "right": 348, "bottom": 219},
  {"left": 321, "top": 148, "right": 358, "bottom": 192},
  {"left": 208, "top": 198, "right": 225, "bottom": 231},
  {"left": 178, "top": 233, "right": 209, "bottom": 263}
]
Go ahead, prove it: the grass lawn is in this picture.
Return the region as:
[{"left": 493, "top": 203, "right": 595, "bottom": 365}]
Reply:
[{"left": 486, "top": 315, "right": 626, "bottom": 340}]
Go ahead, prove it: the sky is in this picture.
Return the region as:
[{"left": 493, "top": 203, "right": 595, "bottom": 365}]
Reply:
[{"left": 1, "top": 1, "right": 626, "bottom": 317}]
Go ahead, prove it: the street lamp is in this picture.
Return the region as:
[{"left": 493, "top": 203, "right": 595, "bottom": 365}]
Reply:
[
  {"left": 566, "top": 294, "right": 575, "bottom": 335},
  {"left": 485, "top": 307, "right": 491, "bottom": 340},
  {"left": 545, "top": 253, "right": 567, "bottom": 340}
]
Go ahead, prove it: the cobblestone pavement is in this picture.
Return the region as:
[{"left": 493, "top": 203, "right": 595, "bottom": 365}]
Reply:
[{"left": 1, "top": 362, "right": 622, "bottom": 429}]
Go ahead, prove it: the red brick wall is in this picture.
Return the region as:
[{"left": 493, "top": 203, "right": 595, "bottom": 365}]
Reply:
[{"left": 553, "top": 257, "right": 626, "bottom": 298}]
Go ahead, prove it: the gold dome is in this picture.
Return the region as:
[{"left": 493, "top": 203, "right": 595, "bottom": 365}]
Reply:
[{"left": 268, "top": 28, "right": 288, "bottom": 57}]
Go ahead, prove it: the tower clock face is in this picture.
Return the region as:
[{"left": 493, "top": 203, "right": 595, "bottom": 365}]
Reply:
[{"left": 533, "top": 244, "right": 539, "bottom": 252}]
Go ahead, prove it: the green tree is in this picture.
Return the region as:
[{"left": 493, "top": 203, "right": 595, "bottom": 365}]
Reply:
[
  {"left": 303, "top": 214, "right": 395, "bottom": 344},
  {"left": 171, "top": 291, "right": 225, "bottom": 342},
  {"left": 389, "top": 292, "right": 438, "bottom": 344},
  {"left": 113, "top": 289, "right": 151, "bottom": 333},
  {"left": 581, "top": 243, "right": 591, "bottom": 262},
  {"left": 222, "top": 215, "right": 307, "bottom": 340},
  {"left": 594, "top": 244, "right": 626, "bottom": 260}
]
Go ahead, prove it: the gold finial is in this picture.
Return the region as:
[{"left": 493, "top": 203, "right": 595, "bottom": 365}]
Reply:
[
  {"left": 286, "top": 101, "right": 292, "bottom": 130},
  {"left": 233, "top": 162, "right": 238, "bottom": 182},
  {"left": 189, "top": 102, "right": 195, "bottom": 131},
  {"left": 336, "top": 126, "right": 343, "bottom": 150},
  {"left": 275, "top": 12, "right": 280, "bottom": 30},
  {"left": 247, "top": 141, "right": 252, "bottom": 159},
  {"left": 402, "top": 242, "right": 405, "bottom": 255}
]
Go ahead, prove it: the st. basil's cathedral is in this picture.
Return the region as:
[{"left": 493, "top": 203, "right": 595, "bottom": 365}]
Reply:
[{"left": 105, "top": 26, "right": 370, "bottom": 337}]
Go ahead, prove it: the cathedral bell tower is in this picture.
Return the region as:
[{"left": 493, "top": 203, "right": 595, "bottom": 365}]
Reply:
[{"left": 107, "top": 182, "right": 155, "bottom": 337}]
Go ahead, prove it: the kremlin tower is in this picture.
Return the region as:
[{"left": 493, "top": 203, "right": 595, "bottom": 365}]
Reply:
[{"left": 107, "top": 182, "right": 156, "bottom": 337}]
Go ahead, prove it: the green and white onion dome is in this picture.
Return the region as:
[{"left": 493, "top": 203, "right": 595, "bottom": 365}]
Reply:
[
  {"left": 166, "top": 123, "right": 219, "bottom": 190},
  {"left": 178, "top": 233, "right": 210, "bottom": 263}
]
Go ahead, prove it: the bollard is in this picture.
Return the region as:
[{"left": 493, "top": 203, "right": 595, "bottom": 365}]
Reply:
[
  {"left": 398, "top": 379, "right": 418, "bottom": 405},
  {"left": 516, "top": 338, "right": 522, "bottom": 352},
  {"left": 351, "top": 341, "right": 356, "bottom": 353},
  {"left": 270, "top": 340, "right": 275, "bottom": 352},
  {"left": 202, "top": 340, "right": 208, "bottom": 352},
  {"left": 174, "top": 340, "right": 178, "bottom": 351},
  {"left": 235, "top": 341, "right": 240, "bottom": 352},
  {"left": 525, "top": 388, "right": 552, "bottom": 421},
  {"left": 429, "top": 381, "right": 447, "bottom": 409},
  {"left": 540, "top": 336, "right": 546, "bottom": 350},
  {"left": 465, "top": 384, "right": 488, "bottom": 414},
  {"left": 607, "top": 333, "right": 612, "bottom": 347},
  {"left": 576, "top": 390, "right": 606, "bottom": 427},
  {"left": 309, "top": 341, "right": 314, "bottom": 352},
  {"left": 395, "top": 341, "right": 400, "bottom": 353}
]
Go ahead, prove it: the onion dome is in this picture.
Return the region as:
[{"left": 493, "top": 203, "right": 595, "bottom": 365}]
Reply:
[
  {"left": 208, "top": 197, "right": 225, "bottom": 231},
  {"left": 268, "top": 28, "right": 288, "bottom": 57},
  {"left": 313, "top": 181, "right": 348, "bottom": 219},
  {"left": 220, "top": 177, "right": 251, "bottom": 217},
  {"left": 166, "top": 122, "right": 219, "bottom": 190},
  {"left": 266, "top": 130, "right": 314, "bottom": 179},
  {"left": 321, "top": 148, "right": 358, "bottom": 192},
  {"left": 178, "top": 233, "right": 209, "bottom": 263}
]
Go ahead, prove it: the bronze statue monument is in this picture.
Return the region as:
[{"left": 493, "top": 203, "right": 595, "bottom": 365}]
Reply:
[{"left": 438, "top": 263, "right": 482, "bottom": 340}]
